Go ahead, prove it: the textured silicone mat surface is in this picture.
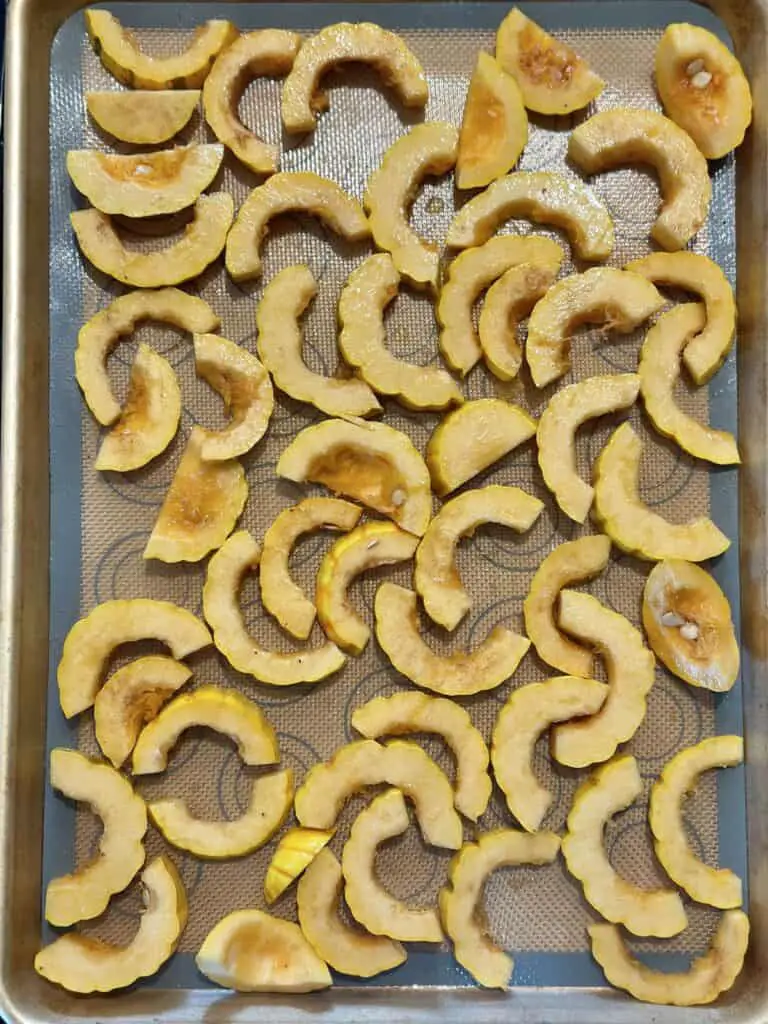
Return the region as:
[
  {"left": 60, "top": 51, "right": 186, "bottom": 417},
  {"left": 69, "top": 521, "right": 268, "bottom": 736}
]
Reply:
[{"left": 45, "top": 0, "right": 745, "bottom": 991}]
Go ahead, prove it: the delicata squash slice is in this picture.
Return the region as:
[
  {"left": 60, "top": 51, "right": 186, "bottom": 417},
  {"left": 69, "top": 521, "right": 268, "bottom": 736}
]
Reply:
[
  {"left": 264, "top": 826, "right": 335, "bottom": 904},
  {"left": 45, "top": 749, "right": 147, "bottom": 928},
  {"left": 86, "top": 90, "right": 200, "bottom": 145}
]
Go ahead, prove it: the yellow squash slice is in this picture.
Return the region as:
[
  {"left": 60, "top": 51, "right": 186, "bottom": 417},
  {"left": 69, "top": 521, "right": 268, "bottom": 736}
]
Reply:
[
  {"left": 593, "top": 422, "right": 730, "bottom": 561},
  {"left": 537, "top": 373, "right": 641, "bottom": 522},
  {"left": 364, "top": 122, "right": 458, "bottom": 290},
  {"left": 491, "top": 677, "right": 609, "bottom": 832},
  {"left": 143, "top": 427, "right": 247, "bottom": 564},
  {"left": 589, "top": 910, "right": 749, "bottom": 1006},
  {"left": 568, "top": 108, "right": 711, "bottom": 251},
  {"left": 375, "top": 582, "right": 530, "bottom": 697},
  {"left": 281, "top": 21, "right": 428, "bottom": 133},
  {"left": 551, "top": 590, "right": 656, "bottom": 768},
  {"left": 649, "top": 735, "right": 743, "bottom": 908},
  {"left": 415, "top": 484, "right": 543, "bottom": 631},
  {"left": 439, "top": 830, "right": 561, "bottom": 989},
  {"left": 264, "top": 827, "right": 335, "bottom": 904},
  {"left": 203, "top": 530, "right": 346, "bottom": 685},
  {"left": 639, "top": 304, "right": 740, "bottom": 464},
  {"left": 36, "top": 856, "right": 187, "bottom": 994},
  {"left": 298, "top": 848, "right": 407, "bottom": 976},
  {"left": 426, "top": 398, "right": 537, "bottom": 497},
  {"left": 276, "top": 418, "right": 432, "bottom": 536},
  {"left": 294, "top": 739, "right": 463, "bottom": 849},
  {"left": 256, "top": 264, "right": 381, "bottom": 417},
  {"left": 526, "top": 267, "right": 664, "bottom": 388},
  {"left": 226, "top": 171, "right": 370, "bottom": 282},
  {"left": 261, "top": 497, "right": 362, "bottom": 641},
  {"left": 495, "top": 8, "right": 604, "bottom": 115},
  {"left": 86, "top": 90, "right": 200, "bottom": 144},
  {"left": 71, "top": 192, "right": 234, "bottom": 288},
  {"left": 342, "top": 789, "right": 443, "bottom": 943},
  {"left": 85, "top": 11, "right": 237, "bottom": 89},
  {"left": 57, "top": 598, "right": 211, "bottom": 718},
  {"left": 197, "top": 909, "right": 331, "bottom": 992},
  {"left": 563, "top": 756, "right": 687, "bottom": 937},
  {"left": 352, "top": 692, "right": 492, "bottom": 821},
  {"left": 315, "top": 521, "right": 418, "bottom": 654},
  {"left": 203, "top": 29, "right": 302, "bottom": 174},
  {"left": 337, "top": 252, "right": 463, "bottom": 410}
]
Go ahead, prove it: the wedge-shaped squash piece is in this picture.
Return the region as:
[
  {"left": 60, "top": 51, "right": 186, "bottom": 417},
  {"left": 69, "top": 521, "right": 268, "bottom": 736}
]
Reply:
[
  {"left": 568, "top": 109, "right": 711, "bottom": 251},
  {"left": 593, "top": 422, "right": 730, "bottom": 561},
  {"left": 94, "top": 655, "right": 192, "bottom": 769},
  {"left": 299, "top": 848, "right": 407, "bottom": 976},
  {"left": 426, "top": 398, "right": 536, "bottom": 497},
  {"left": 86, "top": 90, "right": 200, "bottom": 144},
  {"left": 294, "top": 738, "right": 463, "bottom": 849},
  {"left": 143, "top": 427, "right": 247, "bottom": 564},
  {"left": 589, "top": 910, "right": 749, "bottom": 1006},
  {"left": 342, "top": 789, "right": 443, "bottom": 943},
  {"left": 316, "top": 521, "right": 417, "bottom": 654},
  {"left": 76, "top": 287, "right": 219, "bottom": 426},
  {"left": 638, "top": 304, "right": 740, "bottom": 464},
  {"left": 282, "top": 22, "right": 428, "bottom": 133},
  {"left": 203, "top": 29, "right": 302, "bottom": 174},
  {"left": 526, "top": 267, "right": 664, "bottom": 388},
  {"left": 226, "top": 171, "right": 369, "bottom": 282},
  {"left": 194, "top": 333, "right": 274, "bottom": 461},
  {"left": 261, "top": 498, "right": 362, "bottom": 641},
  {"left": 649, "top": 735, "right": 743, "bottom": 908},
  {"left": 197, "top": 909, "right": 332, "bottom": 992},
  {"left": 277, "top": 418, "right": 432, "bottom": 536},
  {"left": 364, "top": 122, "right": 458, "bottom": 290},
  {"left": 45, "top": 749, "right": 147, "bottom": 927},
  {"left": 537, "top": 373, "right": 641, "bottom": 522},
  {"left": 551, "top": 591, "right": 655, "bottom": 768},
  {"left": 57, "top": 598, "right": 211, "bottom": 718},
  {"left": 496, "top": 8, "right": 604, "bottom": 115},
  {"left": 375, "top": 582, "right": 530, "bottom": 697},
  {"left": 563, "top": 756, "right": 687, "bottom": 937},
  {"left": 94, "top": 344, "right": 181, "bottom": 473},
  {"left": 264, "top": 827, "right": 335, "bottom": 905},
  {"left": 415, "top": 485, "right": 543, "bottom": 630},
  {"left": 85, "top": 11, "right": 237, "bottom": 89},
  {"left": 257, "top": 264, "right": 381, "bottom": 417},
  {"left": 523, "top": 535, "right": 611, "bottom": 677},
  {"left": 457, "top": 52, "right": 527, "bottom": 190},
  {"left": 491, "top": 677, "right": 609, "bottom": 832},
  {"left": 439, "top": 829, "right": 561, "bottom": 989},
  {"left": 352, "top": 692, "right": 492, "bottom": 821},
  {"left": 36, "top": 856, "right": 187, "bottom": 994},
  {"left": 479, "top": 261, "right": 559, "bottom": 381},
  {"left": 71, "top": 193, "right": 233, "bottom": 288},
  {"left": 338, "top": 253, "right": 463, "bottom": 411}
]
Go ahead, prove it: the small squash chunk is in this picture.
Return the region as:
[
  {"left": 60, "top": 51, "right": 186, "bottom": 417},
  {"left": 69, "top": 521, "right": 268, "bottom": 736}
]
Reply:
[
  {"left": 568, "top": 108, "right": 711, "bottom": 251},
  {"left": 264, "top": 827, "right": 335, "bottom": 904},
  {"left": 593, "top": 422, "right": 730, "bottom": 562},
  {"left": 479, "top": 261, "right": 559, "bottom": 381},
  {"left": 45, "top": 749, "right": 147, "bottom": 927},
  {"left": 86, "top": 90, "right": 200, "bottom": 145},
  {"left": 563, "top": 756, "right": 687, "bottom": 937}
]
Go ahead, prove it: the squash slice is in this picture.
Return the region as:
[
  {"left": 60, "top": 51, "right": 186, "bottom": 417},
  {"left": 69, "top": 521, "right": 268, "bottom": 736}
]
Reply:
[
  {"left": 264, "top": 827, "right": 335, "bottom": 904},
  {"left": 479, "top": 261, "right": 559, "bottom": 381},
  {"left": 86, "top": 90, "right": 200, "bottom": 144}
]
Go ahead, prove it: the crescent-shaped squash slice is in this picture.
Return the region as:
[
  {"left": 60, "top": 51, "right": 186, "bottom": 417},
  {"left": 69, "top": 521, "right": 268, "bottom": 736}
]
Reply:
[
  {"left": 491, "top": 677, "right": 609, "bottom": 832},
  {"left": 203, "top": 530, "right": 346, "bottom": 685},
  {"left": 294, "top": 739, "right": 463, "bottom": 849},
  {"left": 86, "top": 90, "right": 200, "bottom": 144},
  {"left": 256, "top": 264, "right": 381, "bottom": 418},
  {"left": 563, "top": 756, "right": 687, "bottom": 937},
  {"left": 342, "top": 789, "right": 443, "bottom": 943},
  {"left": 415, "top": 485, "right": 543, "bottom": 631},
  {"left": 551, "top": 590, "right": 656, "bottom": 768},
  {"left": 351, "top": 692, "right": 492, "bottom": 821},
  {"left": 649, "top": 735, "right": 743, "bottom": 908},
  {"left": 264, "top": 827, "right": 335, "bottom": 904},
  {"left": 226, "top": 171, "right": 369, "bottom": 282},
  {"left": 568, "top": 108, "right": 711, "bottom": 251},
  {"left": 57, "top": 599, "right": 211, "bottom": 718},
  {"left": 593, "top": 422, "right": 731, "bottom": 561},
  {"left": 375, "top": 582, "right": 530, "bottom": 697},
  {"left": 439, "top": 829, "right": 561, "bottom": 989},
  {"left": 277, "top": 418, "right": 432, "bottom": 536},
  {"left": 281, "top": 22, "right": 428, "bottom": 133},
  {"left": 36, "top": 856, "right": 187, "bottom": 994}
]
